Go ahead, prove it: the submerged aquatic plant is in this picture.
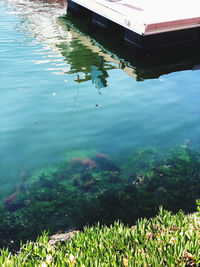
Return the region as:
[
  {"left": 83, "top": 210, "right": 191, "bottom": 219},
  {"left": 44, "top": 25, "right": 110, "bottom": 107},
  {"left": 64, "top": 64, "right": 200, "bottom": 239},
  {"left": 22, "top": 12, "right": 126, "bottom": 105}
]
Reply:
[{"left": 1, "top": 145, "right": 200, "bottom": 250}]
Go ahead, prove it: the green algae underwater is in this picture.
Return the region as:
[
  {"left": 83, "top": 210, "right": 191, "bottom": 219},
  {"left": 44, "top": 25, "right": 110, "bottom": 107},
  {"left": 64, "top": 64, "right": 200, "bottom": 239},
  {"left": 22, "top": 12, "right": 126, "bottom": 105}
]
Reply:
[{"left": 1, "top": 144, "right": 200, "bottom": 250}]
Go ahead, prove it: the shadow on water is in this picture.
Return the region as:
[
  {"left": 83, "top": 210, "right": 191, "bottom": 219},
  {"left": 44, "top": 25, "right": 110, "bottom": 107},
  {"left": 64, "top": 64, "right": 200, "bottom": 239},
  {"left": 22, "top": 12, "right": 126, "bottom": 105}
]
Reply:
[{"left": 58, "top": 12, "right": 200, "bottom": 82}]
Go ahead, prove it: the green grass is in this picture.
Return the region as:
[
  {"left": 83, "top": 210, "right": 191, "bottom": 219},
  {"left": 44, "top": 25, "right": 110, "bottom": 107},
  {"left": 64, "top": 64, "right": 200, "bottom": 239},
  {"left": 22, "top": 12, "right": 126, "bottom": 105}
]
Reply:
[{"left": 1, "top": 207, "right": 200, "bottom": 266}]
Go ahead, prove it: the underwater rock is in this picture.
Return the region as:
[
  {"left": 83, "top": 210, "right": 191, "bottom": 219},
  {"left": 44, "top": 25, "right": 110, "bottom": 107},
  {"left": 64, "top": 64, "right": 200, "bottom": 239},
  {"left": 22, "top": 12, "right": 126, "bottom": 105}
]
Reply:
[
  {"left": 71, "top": 157, "right": 81, "bottom": 163},
  {"left": 72, "top": 174, "right": 80, "bottom": 186},
  {"left": 128, "top": 172, "right": 137, "bottom": 181},
  {"left": 81, "top": 179, "right": 96, "bottom": 192},
  {"left": 3, "top": 193, "right": 25, "bottom": 212},
  {"left": 81, "top": 158, "right": 96, "bottom": 170},
  {"left": 108, "top": 171, "right": 121, "bottom": 182},
  {"left": 153, "top": 186, "right": 169, "bottom": 203},
  {"left": 49, "top": 230, "right": 78, "bottom": 245},
  {"left": 4, "top": 193, "right": 17, "bottom": 206},
  {"left": 155, "top": 186, "right": 168, "bottom": 194},
  {"left": 132, "top": 175, "right": 145, "bottom": 188},
  {"left": 95, "top": 155, "right": 120, "bottom": 172},
  {"left": 81, "top": 173, "right": 93, "bottom": 183},
  {"left": 70, "top": 157, "right": 96, "bottom": 172},
  {"left": 96, "top": 153, "right": 109, "bottom": 160}
]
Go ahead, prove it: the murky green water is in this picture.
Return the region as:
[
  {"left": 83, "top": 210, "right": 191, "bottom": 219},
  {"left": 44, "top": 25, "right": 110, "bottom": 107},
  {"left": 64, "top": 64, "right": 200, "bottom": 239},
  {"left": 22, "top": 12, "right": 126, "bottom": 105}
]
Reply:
[{"left": 1, "top": 0, "right": 200, "bottom": 249}]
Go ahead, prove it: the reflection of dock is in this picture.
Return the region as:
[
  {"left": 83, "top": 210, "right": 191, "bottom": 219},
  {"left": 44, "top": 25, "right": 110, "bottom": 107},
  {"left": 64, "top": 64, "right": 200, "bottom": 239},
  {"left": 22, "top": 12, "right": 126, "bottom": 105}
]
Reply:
[
  {"left": 59, "top": 15, "right": 200, "bottom": 81},
  {"left": 64, "top": 27, "right": 137, "bottom": 79},
  {"left": 15, "top": 0, "right": 200, "bottom": 84},
  {"left": 67, "top": 0, "right": 200, "bottom": 48},
  {"left": 57, "top": 18, "right": 137, "bottom": 88}
]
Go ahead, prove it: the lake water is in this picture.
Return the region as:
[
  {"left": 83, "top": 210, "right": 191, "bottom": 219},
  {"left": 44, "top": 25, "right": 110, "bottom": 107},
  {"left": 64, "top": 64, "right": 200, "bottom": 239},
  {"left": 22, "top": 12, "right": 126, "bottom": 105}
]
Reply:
[{"left": 1, "top": 0, "right": 200, "bottom": 248}]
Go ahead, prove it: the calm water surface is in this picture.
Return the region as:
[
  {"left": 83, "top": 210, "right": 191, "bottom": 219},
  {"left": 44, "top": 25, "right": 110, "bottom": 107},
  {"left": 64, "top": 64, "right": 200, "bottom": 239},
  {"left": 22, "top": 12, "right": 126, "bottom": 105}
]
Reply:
[{"left": 1, "top": 0, "right": 200, "bottom": 247}]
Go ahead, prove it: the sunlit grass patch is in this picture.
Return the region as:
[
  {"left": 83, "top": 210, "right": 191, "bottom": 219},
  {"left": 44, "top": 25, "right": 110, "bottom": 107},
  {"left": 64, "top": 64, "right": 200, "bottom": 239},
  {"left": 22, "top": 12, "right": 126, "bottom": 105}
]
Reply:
[{"left": 1, "top": 207, "right": 200, "bottom": 266}]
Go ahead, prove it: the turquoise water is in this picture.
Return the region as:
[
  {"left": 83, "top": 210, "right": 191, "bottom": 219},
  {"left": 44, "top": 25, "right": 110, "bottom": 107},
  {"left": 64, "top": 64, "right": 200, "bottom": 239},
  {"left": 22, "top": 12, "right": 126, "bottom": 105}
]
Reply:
[{"left": 1, "top": 0, "right": 200, "bottom": 248}]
